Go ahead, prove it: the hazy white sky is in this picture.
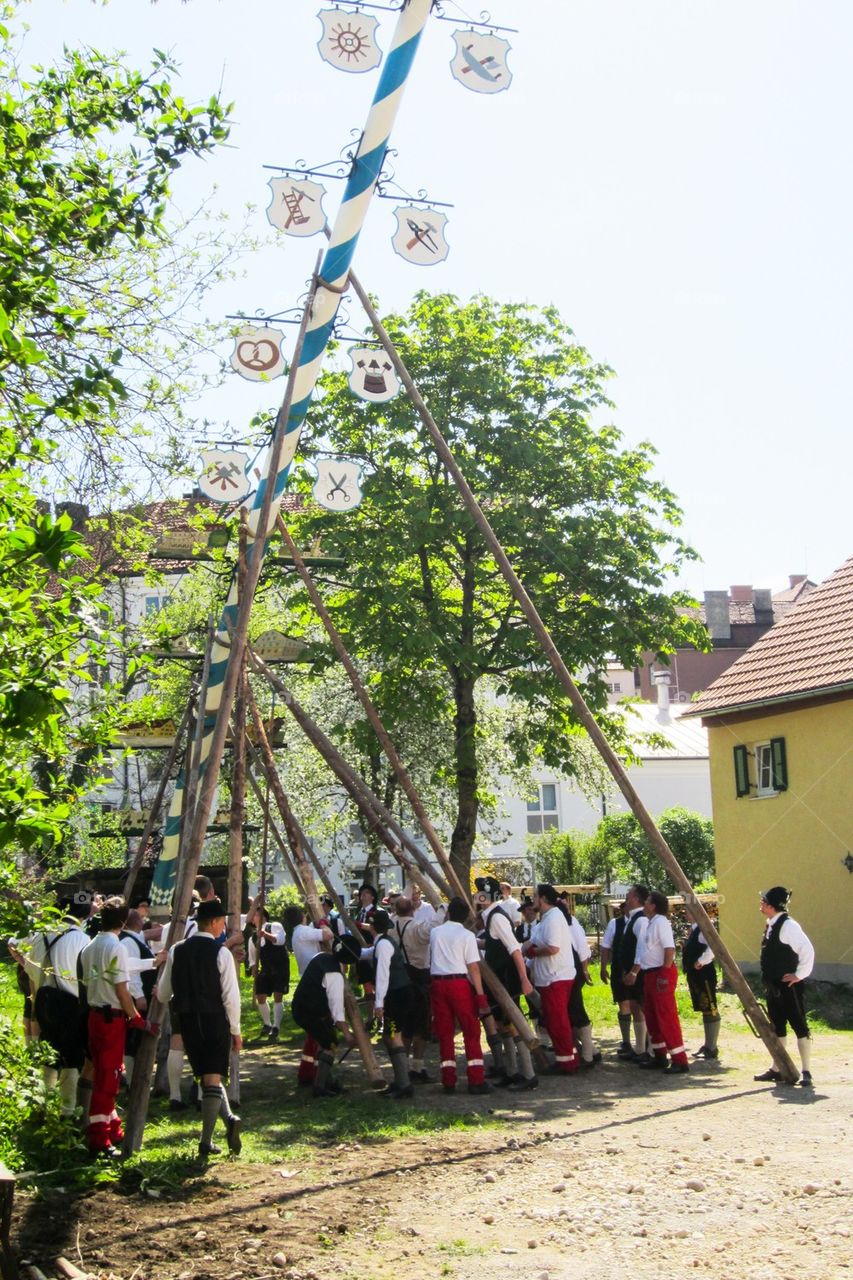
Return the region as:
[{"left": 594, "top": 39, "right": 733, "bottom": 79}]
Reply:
[{"left": 21, "top": 0, "right": 853, "bottom": 598}]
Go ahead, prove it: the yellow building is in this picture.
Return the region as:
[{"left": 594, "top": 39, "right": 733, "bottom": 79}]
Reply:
[{"left": 687, "top": 556, "right": 853, "bottom": 983}]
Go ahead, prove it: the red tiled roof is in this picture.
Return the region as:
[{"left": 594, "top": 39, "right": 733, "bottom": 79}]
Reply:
[{"left": 686, "top": 556, "right": 853, "bottom": 718}]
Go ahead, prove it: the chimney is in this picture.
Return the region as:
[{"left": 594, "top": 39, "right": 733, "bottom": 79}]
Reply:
[
  {"left": 753, "top": 588, "right": 773, "bottom": 624},
  {"left": 652, "top": 669, "right": 672, "bottom": 722},
  {"left": 704, "top": 590, "right": 731, "bottom": 641},
  {"left": 730, "top": 584, "right": 753, "bottom": 603},
  {"left": 789, "top": 574, "right": 807, "bottom": 589}
]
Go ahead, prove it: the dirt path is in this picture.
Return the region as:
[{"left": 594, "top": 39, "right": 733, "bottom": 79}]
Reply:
[{"left": 15, "top": 1027, "right": 853, "bottom": 1280}]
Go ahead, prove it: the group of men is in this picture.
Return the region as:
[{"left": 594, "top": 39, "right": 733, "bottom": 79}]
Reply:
[{"left": 13, "top": 872, "right": 817, "bottom": 1161}]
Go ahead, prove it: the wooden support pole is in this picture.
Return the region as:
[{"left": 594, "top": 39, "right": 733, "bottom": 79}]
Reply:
[
  {"left": 348, "top": 267, "right": 798, "bottom": 1085},
  {"left": 244, "top": 681, "right": 384, "bottom": 1086},
  {"left": 123, "top": 697, "right": 193, "bottom": 901},
  {"left": 248, "top": 651, "right": 539, "bottom": 1053}
]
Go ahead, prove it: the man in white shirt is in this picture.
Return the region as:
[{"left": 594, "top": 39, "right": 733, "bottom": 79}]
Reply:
[
  {"left": 286, "top": 906, "right": 333, "bottom": 974},
  {"left": 157, "top": 897, "right": 243, "bottom": 1159},
  {"left": 429, "top": 897, "right": 492, "bottom": 1095},
  {"left": 612, "top": 885, "right": 651, "bottom": 1061},
  {"left": 475, "top": 875, "right": 536, "bottom": 1089},
  {"left": 626, "top": 891, "right": 689, "bottom": 1074},
  {"left": 754, "top": 886, "right": 816, "bottom": 1087},
  {"left": 247, "top": 906, "right": 289, "bottom": 1042},
  {"left": 599, "top": 906, "right": 633, "bottom": 1056},
  {"left": 499, "top": 882, "right": 521, "bottom": 925},
  {"left": 26, "top": 895, "right": 91, "bottom": 1115},
  {"left": 682, "top": 922, "right": 721, "bottom": 1060},
  {"left": 79, "top": 897, "right": 150, "bottom": 1157},
  {"left": 393, "top": 895, "right": 444, "bottom": 1081},
  {"left": 523, "top": 884, "right": 579, "bottom": 1074},
  {"left": 119, "top": 908, "right": 157, "bottom": 1087}
]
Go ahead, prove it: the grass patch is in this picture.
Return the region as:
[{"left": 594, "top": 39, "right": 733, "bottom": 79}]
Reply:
[{"left": 438, "top": 1238, "right": 487, "bottom": 1257}]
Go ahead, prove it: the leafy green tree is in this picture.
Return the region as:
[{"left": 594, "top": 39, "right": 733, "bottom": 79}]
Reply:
[
  {"left": 0, "top": 12, "right": 230, "bottom": 856},
  {"left": 588, "top": 806, "right": 715, "bottom": 893},
  {"left": 286, "top": 293, "right": 706, "bottom": 884},
  {"left": 528, "top": 827, "right": 597, "bottom": 886}
]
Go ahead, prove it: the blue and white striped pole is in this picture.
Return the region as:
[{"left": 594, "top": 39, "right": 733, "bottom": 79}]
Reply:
[{"left": 150, "top": 0, "right": 434, "bottom": 907}]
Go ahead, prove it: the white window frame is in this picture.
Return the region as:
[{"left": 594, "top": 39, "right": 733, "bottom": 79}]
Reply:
[
  {"left": 526, "top": 783, "right": 559, "bottom": 834},
  {"left": 754, "top": 741, "right": 777, "bottom": 797}
]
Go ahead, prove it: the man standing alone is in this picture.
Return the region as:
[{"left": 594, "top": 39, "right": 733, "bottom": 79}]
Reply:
[{"left": 754, "top": 886, "right": 815, "bottom": 1087}]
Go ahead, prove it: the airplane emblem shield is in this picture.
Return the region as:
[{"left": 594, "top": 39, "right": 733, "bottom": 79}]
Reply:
[{"left": 450, "top": 30, "right": 513, "bottom": 95}]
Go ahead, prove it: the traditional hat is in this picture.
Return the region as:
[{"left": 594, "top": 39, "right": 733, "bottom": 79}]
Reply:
[
  {"left": 333, "top": 935, "right": 362, "bottom": 965},
  {"left": 761, "top": 886, "right": 790, "bottom": 910},
  {"left": 358, "top": 882, "right": 378, "bottom": 901},
  {"left": 197, "top": 897, "right": 226, "bottom": 922},
  {"left": 474, "top": 875, "right": 501, "bottom": 902}
]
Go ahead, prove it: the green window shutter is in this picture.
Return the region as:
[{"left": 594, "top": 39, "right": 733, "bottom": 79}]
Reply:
[
  {"left": 770, "top": 737, "right": 788, "bottom": 791},
  {"left": 733, "top": 744, "right": 750, "bottom": 797}
]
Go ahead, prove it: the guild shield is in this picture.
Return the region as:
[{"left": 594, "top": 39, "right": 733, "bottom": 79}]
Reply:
[
  {"left": 317, "top": 8, "right": 382, "bottom": 73},
  {"left": 347, "top": 347, "right": 400, "bottom": 403},
  {"left": 391, "top": 206, "right": 450, "bottom": 266},
  {"left": 312, "top": 458, "right": 364, "bottom": 512},
  {"left": 230, "top": 325, "right": 286, "bottom": 382},
  {"left": 266, "top": 177, "right": 328, "bottom": 238},
  {"left": 450, "top": 30, "right": 513, "bottom": 94},
  {"left": 198, "top": 449, "right": 252, "bottom": 503}
]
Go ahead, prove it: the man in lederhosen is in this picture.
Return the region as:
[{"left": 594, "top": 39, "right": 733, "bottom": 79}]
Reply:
[
  {"left": 612, "top": 885, "right": 650, "bottom": 1063},
  {"left": 754, "top": 886, "right": 815, "bottom": 1087},
  {"left": 247, "top": 905, "right": 289, "bottom": 1042},
  {"left": 290, "top": 935, "right": 361, "bottom": 1097},
  {"left": 371, "top": 909, "right": 419, "bottom": 1099},
  {"left": 682, "top": 920, "right": 721, "bottom": 1060},
  {"left": 156, "top": 898, "right": 243, "bottom": 1159},
  {"left": 392, "top": 894, "right": 444, "bottom": 1082},
  {"left": 474, "top": 875, "right": 537, "bottom": 1091},
  {"left": 119, "top": 908, "right": 157, "bottom": 1087},
  {"left": 599, "top": 903, "right": 633, "bottom": 1057}
]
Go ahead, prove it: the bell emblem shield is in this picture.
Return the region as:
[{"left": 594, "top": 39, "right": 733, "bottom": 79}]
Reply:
[
  {"left": 312, "top": 458, "right": 364, "bottom": 512},
  {"left": 317, "top": 8, "right": 382, "bottom": 74},
  {"left": 198, "top": 449, "right": 252, "bottom": 503},
  {"left": 450, "top": 30, "right": 513, "bottom": 94},
  {"left": 391, "top": 206, "right": 450, "bottom": 266},
  {"left": 266, "top": 177, "right": 328, "bottom": 238},
  {"left": 230, "top": 326, "right": 286, "bottom": 382},
  {"left": 347, "top": 347, "right": 400, "bottom": 403}
]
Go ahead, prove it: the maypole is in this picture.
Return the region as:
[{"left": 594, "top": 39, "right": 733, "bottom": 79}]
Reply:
[{"left": 149, "top": 0, "right": 434, "bottom": 911}]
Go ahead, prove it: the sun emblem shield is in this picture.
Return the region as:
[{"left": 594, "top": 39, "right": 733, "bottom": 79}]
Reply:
[
  {"left": 266, "top": 177, "right": 328, "bottom": 238},
  {"left": 390, "top": 206, "right": 450, "bottom": 267},
  {"left": 450, "top": 30, "right": 513, "bottom": 94},
  {"left": 317, "top": 8, "right": 382, "bottom": 74},
  {"left": 230, "top": 326, "right": 286, "bottom": 383}
]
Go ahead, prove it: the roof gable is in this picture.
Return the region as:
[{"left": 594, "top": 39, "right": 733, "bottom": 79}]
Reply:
[{"left": 686, "top": 556, "right": 853, "bottom": 718}]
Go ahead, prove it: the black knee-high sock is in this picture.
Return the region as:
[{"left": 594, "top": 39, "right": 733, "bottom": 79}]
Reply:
[{"left": 201, "top": 1087, "right": 221, "bottom": 1147}]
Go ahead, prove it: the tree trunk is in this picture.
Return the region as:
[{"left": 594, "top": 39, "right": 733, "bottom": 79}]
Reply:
[{"left": 450, "top": 670, "right": 478, "bottom": 889}]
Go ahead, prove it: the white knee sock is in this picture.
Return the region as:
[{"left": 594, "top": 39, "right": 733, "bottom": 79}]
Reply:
[
  {"left": 228, "top": 1050, "right": 241, "bottom": 1107},
  {"left": 578, "top": 1025, "right": 594, "bottom": 1062},
  {"left": 42, "top": 1066, "right": 58, "bottom": 1092},
  {"left": 59, "top": 1069, "right": 78, "bottom": 1115},
  {"left": 797, "top": 1036, "right": 812, "bottom": 1072},
  {"left": 273, "top": 1000, "right": 283, "bottom": 1029},
  {"left": 257, "top": 1001, "right": 271, "bottom": 1027},
  {"left": 167, "top": 1049, "right": 184, "bottom": 1100}
]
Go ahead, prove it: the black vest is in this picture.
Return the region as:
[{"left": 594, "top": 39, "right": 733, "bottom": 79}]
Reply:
[
  {"left": 120, "top": 930, "right": 156, "bottom": 1001},
  {"left": 483, "top": 906, "right": 513, "bottom": 974},
  {"left": 171, "top": 935, "right": 223, "bottom": 1017},
  {"left": 375, "top": 933, "right": 411, "bottom": 992},
  {"left": 515, "top": 921, "right": 533, "bottom": 944},
  {"left": 614, "top": 911, "right": 643, "bottom": 972},
  {"left": 292, "top": 952, "right": 342, "bottom": 1020},
  {"left": 760, "top": 914, "right": 800, "bottom": 983},
  {"left": 682, "top": 925, "right": 716, "bottom": 974}
]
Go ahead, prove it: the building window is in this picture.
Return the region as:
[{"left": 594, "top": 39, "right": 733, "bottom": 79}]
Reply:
[
  {"left": 733, "top": 737, "right": 788, "bottom": 798},
  {"left": 606, "top": 682, "right": 621, "bottom": 694},
  {"left": 145, "top": 595, "right": 164, "bottom": 615},
  {"left": 527, "top": 783, "right": 559, "bottom": 834}
]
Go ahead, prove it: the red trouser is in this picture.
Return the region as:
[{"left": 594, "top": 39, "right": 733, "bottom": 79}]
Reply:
[
  {"left": 87, "top": 1008, "right": 126, "bottom": 1151},
  {"left": 298, "top": 1036, "right": 319, "bottom": 1084},
  {"left": 430, "top": 977, "right": 485, "bottom": 1086},
  {"left": 538, "top": 980, "right": 579, "bottom": 1072},
  {"left": 642, "top": 967, "right": 688, "bottom": 1064}
]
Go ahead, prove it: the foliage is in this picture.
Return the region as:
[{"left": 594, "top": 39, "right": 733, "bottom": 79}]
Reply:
[
  {"left": 528, "top": 827, "right": 601, "bottom": 886},
  {"left": 586, "top": 805, "right": 715, "bottom": 893},
  {"left": 285, "top": 293, "right": 706, "bottom": 883},
  {"left": 0, "top": 12, "right": 231, "bottom": 857},
  {"left": 263, "top": 882, "right": 304, "bottom": 923}
]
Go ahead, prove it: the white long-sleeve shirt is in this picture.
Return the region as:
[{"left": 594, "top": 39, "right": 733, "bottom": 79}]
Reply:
[
  {"left": 374, "top": 934, "right": 397, "bottom": 1008},
  {"left": 291, "top": 923, "right": 330, "bottom": 975},
  {"left": 636, "top": 914, "right": 675, "bottom": 970},
  {"left": 322, "top": 970, "right": 346, "bottom": 1023},
  {"left": 764, "top": 914, "right": 815, "bottom": 980},
  {"left": 393, "top": 905, "right": 444, "bottom": 970},
  {"left": 157, "top": 933, "right": 242, "bottom": 1034},
  {"left": 529, "top": 907, "right": 575, "bottom": 987},
  {"left": 482, "top": 903, "right": 522, "bottom": 957}
]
